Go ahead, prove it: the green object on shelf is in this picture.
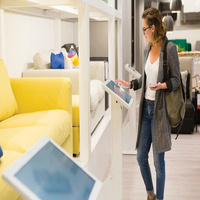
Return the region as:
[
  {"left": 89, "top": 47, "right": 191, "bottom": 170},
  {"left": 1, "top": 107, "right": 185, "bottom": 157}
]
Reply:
[
  {"left": 170, "top": 39, "right": 176, "bottom": 44},
  {"left": 175, "top": 39, "right": 187, "bottom": 52},
  {"left": 186, "top": 43, "right": 192, "bottom": 51}
]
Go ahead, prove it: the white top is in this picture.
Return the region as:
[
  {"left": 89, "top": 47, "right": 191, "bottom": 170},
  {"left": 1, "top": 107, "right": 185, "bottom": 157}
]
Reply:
[{"left": 145, "top": 54, "right": 159, "bottom": 101}]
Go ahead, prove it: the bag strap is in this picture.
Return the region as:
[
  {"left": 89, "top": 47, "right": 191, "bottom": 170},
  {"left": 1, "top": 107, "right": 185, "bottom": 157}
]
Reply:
[{"left": 163, "top": 40, "right": 171, "bottom": 82}]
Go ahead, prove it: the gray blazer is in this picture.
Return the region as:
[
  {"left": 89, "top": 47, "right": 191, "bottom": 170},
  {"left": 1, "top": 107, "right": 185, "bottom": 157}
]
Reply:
[{"left": 133, "top": 36, "right": 180, "bottom": 154}]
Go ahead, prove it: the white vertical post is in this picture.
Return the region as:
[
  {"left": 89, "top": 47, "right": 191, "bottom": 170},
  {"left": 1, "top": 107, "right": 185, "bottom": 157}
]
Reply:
[
  {"left": 78, "top": 1, "right": 91, "bottom": 169},
  {"left": 0, "top": 9, "right": 6, "bottom": 61},
  {"left": 111, "top": 98, "right": 123, "bottom": 200},
  {"left": 117, "top": 19, "right": 122, "bottom": 79},
  {"left": 108, "top": 0, "right": 115, "bottom": 8},
  {"left": 54, "top": 18, "right": 61, "bottom": 52},
  {"left": 108, "top": 16, "right": 115, "bottom": 80}
]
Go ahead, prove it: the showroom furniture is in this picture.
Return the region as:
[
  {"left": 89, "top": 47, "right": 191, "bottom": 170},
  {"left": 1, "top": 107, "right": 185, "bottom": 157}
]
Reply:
[
  {"left": 22, "top": 61, "right": 106, "bottom": 155},
  {"left": 0, "top": 59, "right": 73, "bottom": 200}
]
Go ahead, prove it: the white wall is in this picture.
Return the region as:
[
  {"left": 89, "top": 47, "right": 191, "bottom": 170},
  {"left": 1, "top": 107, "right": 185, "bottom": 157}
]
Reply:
[
  {"left": 4, "top": 11, "right": 75, "bottom": 78},
  {"left": 183, "top": 0, "right": 200, "bottom": 13},
  {"left": 61, "top": 20, "right": 75, "bottom": 45},
  {"left": 90, "top": 21, "right": 108, "bottom": 57},
  {"left": 166, "top": 29, "right": 200, "bottom": 51}
]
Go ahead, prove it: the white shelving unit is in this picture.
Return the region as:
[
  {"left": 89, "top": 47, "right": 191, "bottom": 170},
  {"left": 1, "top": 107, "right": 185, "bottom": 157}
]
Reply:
[
  {"left": 0, "top": 0, "right": 122, "bottom": 161},
  {"left": 0, "top": 0, "right": 124, "bottom": 199}
]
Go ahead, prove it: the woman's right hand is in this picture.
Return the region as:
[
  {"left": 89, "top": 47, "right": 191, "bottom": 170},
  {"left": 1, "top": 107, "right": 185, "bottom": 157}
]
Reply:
[{"left": 115, "top": 79, "right": 131, "bottom": 87}]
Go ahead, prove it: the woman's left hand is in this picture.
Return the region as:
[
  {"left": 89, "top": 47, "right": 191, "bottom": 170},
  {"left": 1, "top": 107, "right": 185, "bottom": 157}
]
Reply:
[{"left": 149, "top": 82, "right": 166, "bottom": 90}]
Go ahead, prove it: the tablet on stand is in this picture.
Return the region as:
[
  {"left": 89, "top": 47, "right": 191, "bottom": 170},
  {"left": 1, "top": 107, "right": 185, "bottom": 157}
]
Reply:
[
  {"left": 124, "top": 64, "right": 139, "bottom": 155},
  {"left": 3, "top": 135, "right": 102, "bottom": 200},
  {"left": 101, "top": 79, "right": 133, "bottom": 200},
  {"left": 125, "top": 63, "right": 141, "bottom": 79}
]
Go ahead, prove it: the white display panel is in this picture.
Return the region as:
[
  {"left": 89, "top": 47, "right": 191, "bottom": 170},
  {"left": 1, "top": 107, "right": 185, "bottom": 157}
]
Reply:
[
  {"left": 125, "top": 63, "right": 141, "bottom": 79},
  {"left": 103, "top": 79, "right": 133, "bottom": 110},
  {"left": 3, "top": 136, "right": 102, "bottom": 200}
]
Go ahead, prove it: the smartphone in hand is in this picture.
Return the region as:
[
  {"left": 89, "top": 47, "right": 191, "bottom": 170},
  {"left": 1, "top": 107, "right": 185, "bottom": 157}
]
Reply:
[{"left": 149, "top": 83, "right": 157, "bottom": 87}]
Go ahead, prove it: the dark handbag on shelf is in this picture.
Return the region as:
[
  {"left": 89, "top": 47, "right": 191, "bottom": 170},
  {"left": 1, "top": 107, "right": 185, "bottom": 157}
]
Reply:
[{"left": 163, "top": 40, "right": 186, "bottom": 139}]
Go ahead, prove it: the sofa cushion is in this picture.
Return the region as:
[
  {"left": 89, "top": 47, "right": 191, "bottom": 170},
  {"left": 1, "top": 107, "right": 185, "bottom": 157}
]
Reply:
[
  {"left": 0, "top": 150, "right": 22, "bottom": 200},
  {"left": 0, "top": 110, "right": 71, "bottom": 148},
  {"left": 0, "top": 126, "right": 54, "bottom": 153},
  {"left": 0, "top": 60, "right": 18, "bottom": 121},
  {"left": 10, "top": 78, "right": 72, "bottom": 115}
]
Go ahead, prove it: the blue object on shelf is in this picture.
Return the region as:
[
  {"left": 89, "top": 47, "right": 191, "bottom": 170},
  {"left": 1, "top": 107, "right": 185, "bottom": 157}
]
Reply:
[{"left": 0, "top": 146, "right": 3, "bottom": 158}]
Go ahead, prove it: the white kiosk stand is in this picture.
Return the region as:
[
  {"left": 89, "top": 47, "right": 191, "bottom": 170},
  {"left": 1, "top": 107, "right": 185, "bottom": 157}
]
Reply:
[
  {"left": 100, "top": 79, "right": 133, "bottom": 200},
  {"left": 122, "top": 64, "right": 142, "bottom": 155}
]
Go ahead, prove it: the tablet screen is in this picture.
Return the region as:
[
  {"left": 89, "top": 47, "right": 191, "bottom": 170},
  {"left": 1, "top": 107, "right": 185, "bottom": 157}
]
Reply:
[
  {"left": 125, "top": 64, "right": 141, "bottom": 79},
  {"left": 15, "top": 142, "right": 95, "bottom": 200},
  {"left": 105, "top": 80, "right": 132, "bottom": 105}
]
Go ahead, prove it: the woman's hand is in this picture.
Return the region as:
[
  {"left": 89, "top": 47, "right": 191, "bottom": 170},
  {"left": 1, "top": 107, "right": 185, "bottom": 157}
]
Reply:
[
  {"left": 149, "top": 82, "right": 167, "bottom": 90},
  {"left": 115, "top": 79, "right": 131, "bottom": 87}
]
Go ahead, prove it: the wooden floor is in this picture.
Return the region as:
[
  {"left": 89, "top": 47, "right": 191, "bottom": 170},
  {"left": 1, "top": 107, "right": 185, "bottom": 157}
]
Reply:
[{"left": 123, "top": 126, "right": 200, "bottom": 200}]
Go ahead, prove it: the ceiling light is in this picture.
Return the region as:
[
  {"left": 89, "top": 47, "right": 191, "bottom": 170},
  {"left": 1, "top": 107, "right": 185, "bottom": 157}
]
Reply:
[
  {"left": 163, "top": 15, "right": 174, "bottom": 32},
  {"left": 170, "top": 0, "right": 182, "bottom": 13},
  {"left": 51, "top": 5, "right": 78, "bottom": 15}
]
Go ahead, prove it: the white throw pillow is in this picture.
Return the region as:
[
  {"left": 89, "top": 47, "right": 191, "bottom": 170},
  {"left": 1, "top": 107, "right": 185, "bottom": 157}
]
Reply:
[
  {"left": 90, "top": 80, "right": 104, "bottom": 111},
  {"left": 90, "top": 83, "right": 99, "bottom": 111},
  {"left": 33, "top": 52, "right": 51, "bottom": 69},
  {"left": 92, "top": 80, "right": 104, "bottom": 101}
]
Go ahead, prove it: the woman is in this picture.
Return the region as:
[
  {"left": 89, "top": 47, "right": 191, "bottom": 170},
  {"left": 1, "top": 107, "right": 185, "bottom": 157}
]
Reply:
[{"left": 116, "top": 7, "right": 180, "bottom": 200}]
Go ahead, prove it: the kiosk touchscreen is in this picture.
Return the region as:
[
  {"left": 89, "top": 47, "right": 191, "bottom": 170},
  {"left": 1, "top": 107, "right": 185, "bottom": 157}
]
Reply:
[
  {"left": 3, "top": 136, "right": 102, "bottom": 200},
  {"left": 103, "top": 79, "right": 133, "bottom": 109},
  {"left": 125, "top": 64, "right": 141, "bottom": 79}
]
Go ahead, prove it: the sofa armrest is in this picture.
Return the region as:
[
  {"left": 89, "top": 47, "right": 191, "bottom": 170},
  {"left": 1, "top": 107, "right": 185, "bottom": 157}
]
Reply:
[{"left": 10, "top": 78, "right": 72, "bottom": 115}]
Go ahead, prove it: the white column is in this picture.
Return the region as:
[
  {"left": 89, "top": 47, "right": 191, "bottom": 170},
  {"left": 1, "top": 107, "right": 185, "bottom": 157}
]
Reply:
[
  {"left": 54, "top": 18, "right": 61, "bottom": 52},
  {"left": 117, "top": 19, "right": 122, "bottom": 79},
  {"left": 111, "top": 98, "right": 123, "bottom": 200},
  {"left": 78, "top": 1, "right": 91, "bottom": 169},
  {"left": 108, "top": 15, "right": 115, "bottom": 80},
  {"left": 0, "top": 9, "right": 6, "bottom": 61},
  {"left": 108, "top": 0, "right": 115, "bottom": 8}
]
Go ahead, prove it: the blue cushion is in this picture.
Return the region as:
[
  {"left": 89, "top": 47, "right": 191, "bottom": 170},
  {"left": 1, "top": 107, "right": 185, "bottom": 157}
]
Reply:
[
  {"left": 0, "top": 146, "right": 3, "bottom": 158},
  {"left": 50, "top": 52, "right": 64, "bottom": 69}
]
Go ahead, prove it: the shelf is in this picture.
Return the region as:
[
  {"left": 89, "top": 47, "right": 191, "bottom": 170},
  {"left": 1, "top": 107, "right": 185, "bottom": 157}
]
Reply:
[{"left": 0, "top": 0, "right": 121, "bottom": 21}]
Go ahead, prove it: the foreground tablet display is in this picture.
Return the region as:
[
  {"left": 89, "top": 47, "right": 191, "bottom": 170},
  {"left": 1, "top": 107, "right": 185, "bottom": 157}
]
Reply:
[
  {"left": 125, "top": 64, "right": 141, "bottom": 79},
  {"left": 3, "top": 136, "right": 102, "bottom": 200},
  {"left": 103, "top": 79, "right": 133, "bottom": 109}
]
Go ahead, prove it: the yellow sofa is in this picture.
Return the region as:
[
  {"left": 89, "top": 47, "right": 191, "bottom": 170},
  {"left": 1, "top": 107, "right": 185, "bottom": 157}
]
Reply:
[
  {"left": 22, "top": 61, "right": 106, "bottom": 155},
  {"left": 0, "top": 59, "right": 73, "bottom": 200}
]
